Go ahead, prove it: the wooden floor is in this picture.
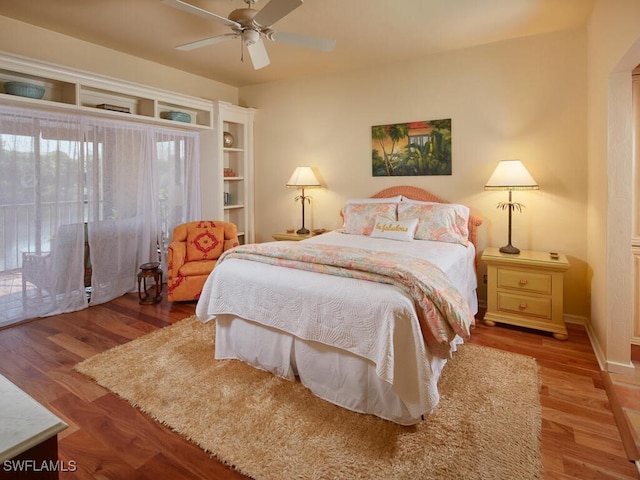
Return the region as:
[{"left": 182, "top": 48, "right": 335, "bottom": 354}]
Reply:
[
  {"left": 0, "top": 294, "right": 638, "bottom": 479},
  {"left": 609, "top": 366, "right": 640, "bottom": 464}
]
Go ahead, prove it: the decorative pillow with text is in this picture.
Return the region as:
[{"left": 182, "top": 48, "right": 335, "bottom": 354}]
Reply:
[{"left": 370, "top": 215, "right": 418, "bottom": 242}]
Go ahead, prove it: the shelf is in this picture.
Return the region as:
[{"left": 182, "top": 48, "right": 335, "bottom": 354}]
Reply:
[
  {"left": 157, "top": 100, "right": 211, "bottom": 127},
  {"left": 0, "top": 52, "right": 214, "bottom": 129},
  {"left": 0, "top": 68, "right": 77, "bottom": 105},
  {"left": 80, "top": 85, "right": 154, "bottom": 116},
  {"left": 213, "top": 101, "right": 256, "bottom": 244}
]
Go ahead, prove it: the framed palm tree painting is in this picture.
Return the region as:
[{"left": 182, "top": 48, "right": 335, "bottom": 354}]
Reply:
[{"left": 371, "top": 119, "right": 451, "bottom": 176}]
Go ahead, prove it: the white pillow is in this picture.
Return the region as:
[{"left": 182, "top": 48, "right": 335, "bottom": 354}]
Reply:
[
  {"left": 370, "top": 215, "right": 418, "bottom": 242},
  {"left": 400, "top": 196, "right": 439, "bottom": 204},
  {"left": 346, "top": 195, "right": 402, "bottom": 204}
]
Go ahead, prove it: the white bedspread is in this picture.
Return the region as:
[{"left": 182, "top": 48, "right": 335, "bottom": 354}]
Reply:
[
  {"left": 305, "top": 231, "right": 478, "bottom": 312},
  {"left": 196, "top": 232, "right": 476, "bottom": 389}
]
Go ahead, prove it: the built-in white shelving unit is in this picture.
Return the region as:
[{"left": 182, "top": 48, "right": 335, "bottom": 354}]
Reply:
[
  {"left": 213, "top": 101, "right": 256, "bottom": 245},
  {"left": 0, "top": 52, "right": 213, "bottom": 129}
]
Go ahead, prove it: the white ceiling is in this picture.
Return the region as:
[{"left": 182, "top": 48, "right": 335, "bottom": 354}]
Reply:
[{"left": 0, "top": 0, "right": 595, "bottom": 88}]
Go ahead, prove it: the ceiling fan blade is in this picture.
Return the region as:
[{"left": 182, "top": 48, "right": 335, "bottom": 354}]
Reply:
[
  {"left": 269, "top": 31, "right": 336, "bottom": 52},
  {"left": 176, "top": 33, "right": 239, "bottom": 51},
  {"left": 161, "top": 0, "right": 240, "bottom": 28},
  {"left": 247, "top": 38, "right": 271, "bottom": 70},
  {"left": 253, "top": 0, "right": 303, "bottom": 27}
]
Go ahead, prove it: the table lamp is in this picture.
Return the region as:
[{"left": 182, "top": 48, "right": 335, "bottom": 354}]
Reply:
[
  {"left": 484, "top": 160, "right": 539, "bottom": 254},
  {"left": 286, "top": 166, "right": 321, "bottom": 234}
]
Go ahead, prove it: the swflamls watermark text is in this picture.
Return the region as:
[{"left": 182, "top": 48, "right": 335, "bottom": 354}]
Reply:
[{"left": 3, "top": 459, "right": 77, "bottom": 472}]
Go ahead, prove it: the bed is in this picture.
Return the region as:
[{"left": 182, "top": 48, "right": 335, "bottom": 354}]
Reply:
[{"left": 195, "top": 186, "right": 483, "bottom": 425}]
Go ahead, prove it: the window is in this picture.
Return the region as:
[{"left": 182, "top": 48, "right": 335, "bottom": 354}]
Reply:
[{"left": 0, "top": 105, "right": 201, "bottom": 327}]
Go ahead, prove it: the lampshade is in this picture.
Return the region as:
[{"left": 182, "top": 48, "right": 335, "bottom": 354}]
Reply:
[
  {"left": 484, "top": 160, "right": 539, "bottom": 191},
  {"left": 286, "top": 166, "right": 321, "bottom": 188}
]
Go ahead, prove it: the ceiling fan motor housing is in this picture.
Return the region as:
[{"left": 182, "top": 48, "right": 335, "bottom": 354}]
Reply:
[
  {"left": 229, "top": 8, "right": 259, "bottom": 27},
  {"left": 229, "top": 8, "right": 263, "bottom": 45}
]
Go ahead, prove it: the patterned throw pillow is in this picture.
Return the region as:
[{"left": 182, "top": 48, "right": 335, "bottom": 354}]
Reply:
[
  {"left": 370, "top": 215, "right": 418, "bottom": 242},
  {"left": 186, "top": 222, "right": 225, "bottom": 261},
  {"left": 398, "top": 202, "right": 470, "bottom": 246},
  {"left": 343, "top": 202, "right": 397, "bottom": 235}
]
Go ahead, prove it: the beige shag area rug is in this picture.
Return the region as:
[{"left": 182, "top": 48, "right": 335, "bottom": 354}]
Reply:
[{"left": 75, "top": 316, "right": 542, "bottom": 480}]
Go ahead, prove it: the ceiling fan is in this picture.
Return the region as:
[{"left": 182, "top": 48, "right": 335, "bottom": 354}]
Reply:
[{"left": 162, "top": 0, "right": 336, "bottom": 70}]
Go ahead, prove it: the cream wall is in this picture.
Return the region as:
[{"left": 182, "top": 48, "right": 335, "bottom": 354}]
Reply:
[
  {"left": 0, "top": 15, "right": 238, "bottom": 104},
  {"left": 587, "top": 0, "right": 640, "bottom": 372},
  {"left": 240, "top": 28, "right": 589, "bottom": 318}
]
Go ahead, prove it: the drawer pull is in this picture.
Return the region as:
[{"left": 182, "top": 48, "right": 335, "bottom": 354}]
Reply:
[
  {"left": 519, "top": 279, "right": 528, "bottom": 286},
  {"left": 519, "top": 303, "right": 528, "bottom": 310}
]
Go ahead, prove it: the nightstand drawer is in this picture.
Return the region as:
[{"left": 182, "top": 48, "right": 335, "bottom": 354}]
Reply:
[
  {"left": 496, "top": 292, "right": 552, "bottom": 319},
  {"left": 497, "top": 268, "right": 552, "bottom": 295}
]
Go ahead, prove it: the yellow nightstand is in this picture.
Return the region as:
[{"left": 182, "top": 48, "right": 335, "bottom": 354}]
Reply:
[
  {"left": 481, "top": 247, "right": 570, "bottom": 340},
  {"left": 272, "top": 232, "right": 313, "bottom": 241},
  {"left": 272, "top": 229, "right": 327, "bottom": 241}
]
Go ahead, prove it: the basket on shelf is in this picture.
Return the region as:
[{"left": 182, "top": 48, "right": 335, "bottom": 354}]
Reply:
[
  {"left": 3, "top": 81, "right": 45, "bottom": 99},
  {"left": 163, "top": 111, "right": 191, "bottom": 123}
]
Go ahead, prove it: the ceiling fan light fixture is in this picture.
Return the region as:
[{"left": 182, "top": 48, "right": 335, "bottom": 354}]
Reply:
[{"left": 243, "top": 29, "right": 260, "bottom": 46}]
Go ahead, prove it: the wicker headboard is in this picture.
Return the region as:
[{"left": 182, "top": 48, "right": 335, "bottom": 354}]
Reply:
[{"left": 370, "top": 185, "right": 483, "bottom": 251}]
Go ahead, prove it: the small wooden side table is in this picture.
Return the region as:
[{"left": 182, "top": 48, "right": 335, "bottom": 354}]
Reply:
[
  {"left": 272, "top": 232, "right": 312, "bottom": 241},
  {"left": 272, "top": 229, "right": 326, "bottom": 241},
  {"left": 481, "top": 247, "right": 570, "bottom": 340},
  {"left": 137, "top": 262, "right": 162, "bottom": 305}
]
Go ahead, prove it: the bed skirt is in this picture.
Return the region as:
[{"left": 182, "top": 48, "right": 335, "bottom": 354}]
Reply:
[{"left": 213, "top": 314, "right": 462, "bottom": 425}]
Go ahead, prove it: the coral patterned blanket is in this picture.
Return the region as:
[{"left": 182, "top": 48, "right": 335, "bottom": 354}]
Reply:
[{"left": 216, "top": 242, "right": 474, "bottom": 358}]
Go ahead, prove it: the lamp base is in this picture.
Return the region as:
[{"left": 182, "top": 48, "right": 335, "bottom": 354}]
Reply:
[
  {"left": 499, "top": 244, "right": 520, "bottom": 255},
  {"left": 296, "top": 227, "right": 310, "bottom": 235}
]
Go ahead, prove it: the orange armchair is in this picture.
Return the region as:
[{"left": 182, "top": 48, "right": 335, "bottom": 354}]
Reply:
[{"left": 167, "top": 220, "right": 239, "bottom": 301}]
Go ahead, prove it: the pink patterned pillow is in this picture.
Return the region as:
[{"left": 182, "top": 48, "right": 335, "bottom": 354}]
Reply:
[
  {"left": 343, "top": 202, "right": 397, "bottom": 235},
  {"left": 398, "top": 202, "right": 469, "bottom": 246}
]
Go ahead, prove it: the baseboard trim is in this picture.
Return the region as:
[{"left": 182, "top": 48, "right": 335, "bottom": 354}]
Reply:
[
  {"left": 564, "top": 314, "right": 637, "bottom": 375},
  {"left": 607, "top": 360, "right": 638, "bottom": 375},
  {"left": 564, "top": 314, "right": 607, "bottom": 371}
]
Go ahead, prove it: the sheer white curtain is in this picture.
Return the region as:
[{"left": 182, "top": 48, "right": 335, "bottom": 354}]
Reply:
[
  {"left": 85, "top": 119, "right": 201, "bottom": 305},
  {"left": 154, "top": 130, "right": 202, "bottom": 272},
  {"left": 0, "top": 106, "right": 86, "bottom": 325},
  {"left": 0, "top": 105, "right": 201, "bottom": 327}
]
